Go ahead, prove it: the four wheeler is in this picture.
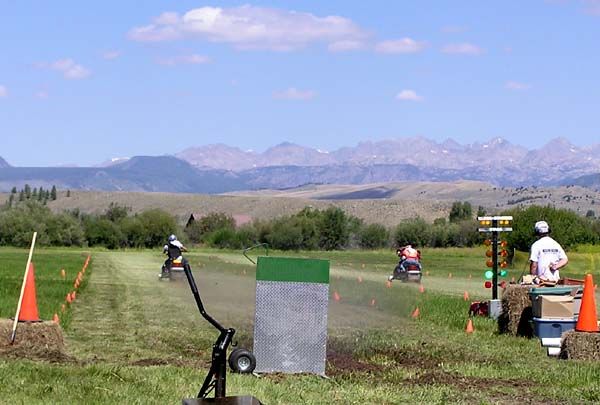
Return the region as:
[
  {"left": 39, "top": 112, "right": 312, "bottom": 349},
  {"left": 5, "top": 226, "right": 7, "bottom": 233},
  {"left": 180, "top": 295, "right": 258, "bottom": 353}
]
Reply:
[{"left": 388, "top": 259, "right": 423, "bottom": 283}]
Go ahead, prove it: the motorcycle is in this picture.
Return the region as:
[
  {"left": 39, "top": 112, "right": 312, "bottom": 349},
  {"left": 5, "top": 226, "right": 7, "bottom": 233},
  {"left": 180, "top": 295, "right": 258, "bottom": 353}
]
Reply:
[{"left": 388, "top": 259, "right": 423, "bottom": 283}]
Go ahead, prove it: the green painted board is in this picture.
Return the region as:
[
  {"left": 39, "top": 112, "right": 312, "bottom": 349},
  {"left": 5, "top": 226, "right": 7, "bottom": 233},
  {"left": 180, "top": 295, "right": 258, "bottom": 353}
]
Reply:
[{"left": 256, "top": 256, "right": 329, "bottom": 284}]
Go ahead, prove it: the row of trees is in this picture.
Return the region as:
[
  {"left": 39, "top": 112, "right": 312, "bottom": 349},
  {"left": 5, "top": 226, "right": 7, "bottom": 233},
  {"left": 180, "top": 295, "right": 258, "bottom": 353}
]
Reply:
[
  {"left": 0, "top": 199, "right": 598, "bottom": 251},
  {"left": 4, "top": 184, "right": 60, "bottom": 208}
]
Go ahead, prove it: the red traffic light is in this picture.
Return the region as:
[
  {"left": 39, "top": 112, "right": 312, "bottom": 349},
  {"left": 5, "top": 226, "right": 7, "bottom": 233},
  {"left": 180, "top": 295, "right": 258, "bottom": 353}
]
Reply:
[
  {"left": 483, "top": 239, "right": 492, "bottom": 246},
  {"left": 500, "top": 249, "right": 508, "bottom": 257},
  {"left": 484, "top": 281, "right": 492, "bottom": 288},
  {"left": 500, "top": 240, "right": 508, "bottom": 247},
  {"left": 500, "top": 261, "right": 508, "bottom": 268},
  {"left": 485, "top": 250, "right": 493, "bottom": 257},
  {"left": 486, "top": 260, "right": 493, "bottom": 267},
  {"left": 500, "top": 281, "right": 507, "bottom": 289}
]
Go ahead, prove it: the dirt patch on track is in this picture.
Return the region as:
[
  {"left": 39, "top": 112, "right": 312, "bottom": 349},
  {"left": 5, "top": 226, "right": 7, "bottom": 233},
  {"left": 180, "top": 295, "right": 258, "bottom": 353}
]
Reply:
[
  {"left": 327, "top": 348, "right": 383, "bottom": 375},
  {"left": 0, "top": 319, "right": 72, "bottom": 362}
]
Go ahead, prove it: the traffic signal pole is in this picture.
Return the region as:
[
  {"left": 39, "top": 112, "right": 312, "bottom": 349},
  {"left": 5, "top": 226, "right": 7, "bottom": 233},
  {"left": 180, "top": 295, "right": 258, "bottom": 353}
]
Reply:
[{"left": 491, "top": 224, "right": 498, "bottom": 300}]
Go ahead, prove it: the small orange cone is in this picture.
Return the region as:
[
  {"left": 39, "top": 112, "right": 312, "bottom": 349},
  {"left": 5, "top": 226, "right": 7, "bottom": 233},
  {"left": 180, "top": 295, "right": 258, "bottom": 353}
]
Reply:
[
  {"left": 61, "top": 304, "right": 66, "bottom": 313},
  {"left": 18, "top": 263, "right": 41, "bottom": 322},
  {"left": 357, "top": 276, "right": 363, "bottom": 283},
  {"left": 448, "top": 272, "right": 452, "bottom": 279},
  {"left": 463, "top": 291, "right": 470, "bottom": 301},
  {"left": 511, "top": 276, "right": 516, "bottom": 284},
  {"left": 72, "top": 291, "right": 76, "bottom": 301},
  {"left": 370, "top": 298, "right": 376, "bottom": 306},
  {"left": 333, "top": 291, "right": 341, "bottom": 302},
  {"left": 386, "top": 280, "right": 392, "bottom": 288},
  {"left": 60, "top": 269, "right": 66, "bottom": 278},
  {"left": 411, "top": 307, "right": 420, "bottom": 318},
  {"left": 52, "top": 313, "right": 60, "bottom": 324},
  {"left": 66, "top": 293, "right": 72, "bottom": 303},
  {"left": 419, "top": 284, "right": 425, "bottom": 293},
  {"left": 74, "top": 280, "right": 79, "bottom": 289},
  {"left": 465, "top": 319, "right": 474, "bottom": 334},
  {"left": 576, "top": 274, "right": 599, "bottom": 332}
]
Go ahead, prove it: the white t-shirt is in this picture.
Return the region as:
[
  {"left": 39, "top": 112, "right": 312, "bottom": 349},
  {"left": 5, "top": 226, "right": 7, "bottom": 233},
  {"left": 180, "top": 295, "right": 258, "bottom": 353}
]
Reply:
[{"left": 529, "top": 236, "right": 567, "bottom": 282}]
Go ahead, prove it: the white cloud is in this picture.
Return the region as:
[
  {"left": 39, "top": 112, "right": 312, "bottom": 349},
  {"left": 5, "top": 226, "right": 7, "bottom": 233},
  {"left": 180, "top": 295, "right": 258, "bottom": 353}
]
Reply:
[
  {"left": 396, "top": 89, "right": 424, "bottom": 101},
  {"left": 42, "top": 58, "right": 91, "bottom": 79},
  {"left": 273, "top": 87, "right": 317, "bottom": 100},
  {"left": 129, "top": 6, "right": 368, "bottom": 51},
  {"left": 442, "top": 42, "right": 483, "bottom": 55},
  {"left": 375, "top": 38, "right": 427, "bottom": 54},
  {"left": 506, "top": 81, "right": 532, "bottom": 90},
  {"left": 102, "top": 50, "right": 121, "bottom": 60},
  {"left": 0, "top": 85, "right": 7, "bottom": 98},
  {"left": 158, "top": 54, "right": 211, "bottom": 66}
]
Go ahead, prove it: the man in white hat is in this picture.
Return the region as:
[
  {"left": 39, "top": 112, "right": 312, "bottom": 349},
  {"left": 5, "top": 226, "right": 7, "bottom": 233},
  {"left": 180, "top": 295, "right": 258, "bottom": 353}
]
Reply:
[{"left": 529, "top": 220, "right": 568, "bottom": 283}]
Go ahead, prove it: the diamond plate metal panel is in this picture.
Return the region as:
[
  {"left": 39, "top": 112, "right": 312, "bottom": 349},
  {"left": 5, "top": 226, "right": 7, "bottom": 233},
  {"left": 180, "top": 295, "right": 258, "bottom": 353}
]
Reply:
[{"left": 253, "top": 280, "right": 329, "bottom": 375}]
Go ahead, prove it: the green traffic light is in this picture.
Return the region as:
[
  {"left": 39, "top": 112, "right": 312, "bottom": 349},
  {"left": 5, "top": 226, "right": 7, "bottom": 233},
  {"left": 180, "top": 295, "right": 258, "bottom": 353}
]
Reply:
[
  {"left": 484, "top": 270, "right": 494, "bottom": 280},
  {"left": 499, "top": 270, "right": 508, "bottom": 277}
]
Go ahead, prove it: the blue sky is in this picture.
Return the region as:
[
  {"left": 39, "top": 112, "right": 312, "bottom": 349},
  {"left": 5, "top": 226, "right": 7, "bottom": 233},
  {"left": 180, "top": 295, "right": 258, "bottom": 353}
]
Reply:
[{"left": 1, "top": 1, "right": 599, "bottom": 166}]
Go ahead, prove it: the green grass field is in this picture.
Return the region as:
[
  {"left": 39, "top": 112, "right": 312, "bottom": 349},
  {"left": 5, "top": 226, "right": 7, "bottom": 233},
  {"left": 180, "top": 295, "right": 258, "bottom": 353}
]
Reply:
[{"left": 1, "top": 247, "right": 600, "bottom": 404}]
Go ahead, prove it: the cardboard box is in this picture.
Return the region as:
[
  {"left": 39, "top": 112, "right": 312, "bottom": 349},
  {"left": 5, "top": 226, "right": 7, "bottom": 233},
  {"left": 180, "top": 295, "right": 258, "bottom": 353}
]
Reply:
[{"left": 531, "top": 295, "right": 575, "bottom": 319}]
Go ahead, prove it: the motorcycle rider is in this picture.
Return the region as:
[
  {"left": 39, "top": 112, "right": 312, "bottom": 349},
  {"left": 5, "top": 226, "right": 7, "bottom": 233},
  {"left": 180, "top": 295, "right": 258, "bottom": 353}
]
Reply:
[{"left": 161, "top": 234, "right": 189, "bottom": 277}]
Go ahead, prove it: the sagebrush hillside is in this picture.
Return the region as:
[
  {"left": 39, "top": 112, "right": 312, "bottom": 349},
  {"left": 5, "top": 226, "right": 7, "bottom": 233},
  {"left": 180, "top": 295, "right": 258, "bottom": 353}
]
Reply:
[{"left": 2, "top": 180, "right": 599, "bottom": 226}]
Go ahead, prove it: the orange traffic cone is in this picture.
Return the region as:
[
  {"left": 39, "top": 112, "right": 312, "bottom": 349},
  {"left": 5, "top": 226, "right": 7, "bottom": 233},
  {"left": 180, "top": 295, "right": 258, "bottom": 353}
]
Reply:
[
  {"left": 576, "top": 274, "right": 599, "bottom": 332},
  {"left": 66, "top": 293, "right": 72, "bottom": 303},
  {"left": 411, "top": 307, "right": 420, "bottom": 318},
  {"left": 419, "top": 284, "right": 425, "bottom": 293},
  {"left": 465, "top": 319, "right": 474, "bottom": 334},
  {"left": 18, "top": 263, "right": 40, "bottom": 322},
  {"left": 333, "top": 291, "right": 341, "bottom": 302},
  {"left": 72, "top": 291, "right": 76, "bottom": 301},
  {"left": 60, "top": 269, "right": 66, "bottom": 278},
  {"left": 386, "top": 280, "right": 392, "bottom": 288},
  {"left": 463, "top": 291, "right": 470, "bottom": 301},
  {"left": 52, "top": 313, "right": 60, "bottom": 324},
  {"left": 61, "top": 304, "right": 66, "bottom": 313}
]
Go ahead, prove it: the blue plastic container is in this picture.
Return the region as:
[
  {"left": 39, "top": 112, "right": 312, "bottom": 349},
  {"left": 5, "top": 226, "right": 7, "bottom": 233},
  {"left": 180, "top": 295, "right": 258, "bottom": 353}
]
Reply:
[{"left": 532, "top": 317, "right": 577, "bottom": 338}]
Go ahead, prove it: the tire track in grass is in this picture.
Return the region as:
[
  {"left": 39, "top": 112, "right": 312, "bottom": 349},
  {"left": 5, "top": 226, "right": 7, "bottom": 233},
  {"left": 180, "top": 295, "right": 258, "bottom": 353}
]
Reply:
[{"left": 65, "top": 251, "right": 210, "bottom": 364}]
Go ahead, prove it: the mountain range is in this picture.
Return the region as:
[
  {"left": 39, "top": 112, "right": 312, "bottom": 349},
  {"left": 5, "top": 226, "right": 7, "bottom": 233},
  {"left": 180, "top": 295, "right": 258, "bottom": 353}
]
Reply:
[{"left": 2, "top": 137, "right": 600, "bottom": 193}]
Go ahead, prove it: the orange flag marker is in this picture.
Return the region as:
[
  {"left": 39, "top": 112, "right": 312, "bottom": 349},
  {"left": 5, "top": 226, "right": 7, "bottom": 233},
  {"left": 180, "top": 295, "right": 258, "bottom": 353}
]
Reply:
[{"left": 411, "top": 307, "right": 420, "bottom": 318}]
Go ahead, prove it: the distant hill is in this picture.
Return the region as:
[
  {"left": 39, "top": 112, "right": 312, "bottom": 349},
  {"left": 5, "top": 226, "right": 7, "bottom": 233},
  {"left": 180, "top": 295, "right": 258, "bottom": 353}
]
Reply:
[{"left": 0, "top": 156, "right": 245, "bottom": 193}]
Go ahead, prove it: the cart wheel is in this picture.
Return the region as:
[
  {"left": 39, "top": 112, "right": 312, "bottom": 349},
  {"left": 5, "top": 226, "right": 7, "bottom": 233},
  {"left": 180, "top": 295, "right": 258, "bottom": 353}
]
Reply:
[{"left": 228, "top": 348, "right": 256, "bottom": 374}]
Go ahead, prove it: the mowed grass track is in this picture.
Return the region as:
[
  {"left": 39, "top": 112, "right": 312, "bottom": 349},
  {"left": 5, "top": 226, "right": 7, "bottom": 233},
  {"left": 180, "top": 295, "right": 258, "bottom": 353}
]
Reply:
[{"left": 1, "top": 248, "right": 600, "bottom": 403}]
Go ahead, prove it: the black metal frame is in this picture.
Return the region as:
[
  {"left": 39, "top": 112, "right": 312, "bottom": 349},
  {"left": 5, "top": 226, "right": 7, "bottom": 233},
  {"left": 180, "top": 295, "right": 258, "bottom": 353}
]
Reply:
[{"left": 183, "top": 263, "right": 235, "bottom": 399}]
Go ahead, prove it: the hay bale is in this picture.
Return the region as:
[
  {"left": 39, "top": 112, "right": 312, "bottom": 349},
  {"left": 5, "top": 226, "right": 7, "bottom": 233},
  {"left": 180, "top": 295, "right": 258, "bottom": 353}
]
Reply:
[
  {"left": 0, "top": 318, "right": 69, "bottom": 362},
  {"left": 498, "top": 285, "right": 533, "bottom": 337},
  {"left": 560, "top": 330, "right": 600, "bottom": 360}
]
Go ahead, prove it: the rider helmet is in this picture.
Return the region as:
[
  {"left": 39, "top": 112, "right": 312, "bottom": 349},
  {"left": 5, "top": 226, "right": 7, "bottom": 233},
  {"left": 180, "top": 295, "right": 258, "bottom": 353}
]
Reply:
[
  {"left": 534, "top": 221, "right": 550, "bottom": 236},
  {"left": 168, "top": 234, "right": 177, "bottom": 242}
]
